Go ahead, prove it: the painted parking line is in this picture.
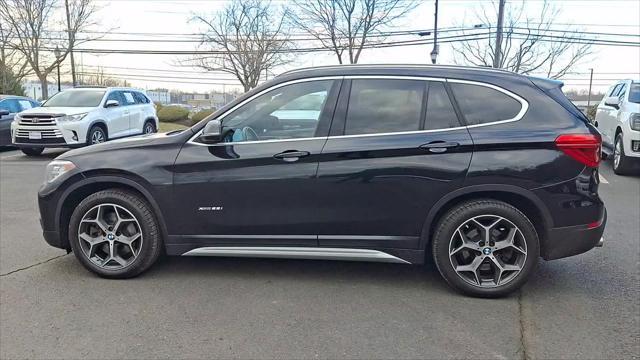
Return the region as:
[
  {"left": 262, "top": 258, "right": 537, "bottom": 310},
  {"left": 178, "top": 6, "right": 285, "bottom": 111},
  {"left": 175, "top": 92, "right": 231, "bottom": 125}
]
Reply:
[{"left": 599, "top": 174, "right": 609, "bottom": 184}]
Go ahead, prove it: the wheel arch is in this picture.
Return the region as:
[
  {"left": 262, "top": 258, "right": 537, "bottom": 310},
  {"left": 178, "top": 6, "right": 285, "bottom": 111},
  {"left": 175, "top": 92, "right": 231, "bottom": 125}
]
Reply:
[
  {"left": 87, "top": 120, "right": 109, "bottom": 139},
  {"left": 420, "top": 185, "right": 552, "bottom": 257},
  {"left": 56, "top": 173, "right": 168, "bottom": 250}
]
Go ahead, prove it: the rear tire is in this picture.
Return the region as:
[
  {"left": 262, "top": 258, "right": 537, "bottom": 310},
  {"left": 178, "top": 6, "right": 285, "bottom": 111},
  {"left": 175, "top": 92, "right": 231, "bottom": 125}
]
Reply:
[
  {"left": 68, "top": 189, "right": 162, "bottom": 278},
  {"left": 20, "top": 147, "right": 44, "bottom": 156},
  {"left": 613, "top": 132, "right": 634, "bottom": 175},
  {"left": 143, "top": 121, "right": 156, "bottom": 134},
  {"left": 432, "top": 199, "right": 540, "bottom": 298}
]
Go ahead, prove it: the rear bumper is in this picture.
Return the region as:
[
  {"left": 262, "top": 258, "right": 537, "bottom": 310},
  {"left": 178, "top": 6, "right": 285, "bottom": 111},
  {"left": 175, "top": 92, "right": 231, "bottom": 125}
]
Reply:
[{"left": 543, "top": 208, "right": 607, "bottom": 260}]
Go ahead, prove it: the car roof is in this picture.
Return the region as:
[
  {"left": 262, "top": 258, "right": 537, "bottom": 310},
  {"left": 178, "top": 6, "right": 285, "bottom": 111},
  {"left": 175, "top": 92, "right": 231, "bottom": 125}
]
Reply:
[
  {"left": 68, "top": 86, "right": 143, "bottom": 92},
  {"left": 277, "top": 64, "right": 528, "bottom": 82}
]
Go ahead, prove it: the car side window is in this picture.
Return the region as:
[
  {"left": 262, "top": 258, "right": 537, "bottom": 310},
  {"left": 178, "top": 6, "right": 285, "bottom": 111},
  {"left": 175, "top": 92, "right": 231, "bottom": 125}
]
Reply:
[
  {"left": 133, "top": 92, "right": 148, "bottom": 104},
  {"left": 106, "top": 91, "right": 123, "bottom": 105},
  {"left": 450, "top": 83, "right": 522, "bottom": 126},
  {"left": 345, "top": 79, "right": 424, "bottom": 135},
  {"left": 122, "top": 91, "right": 136, "bottom": 106},
  {"left": 609, "top": 84, "right": 622, "bottom": 97},
  {"left": 616, "top": 83, "right": 627, "bottom": 101},
  {"left": 425, "top": 82, "right": 461, "bottom": 130},
  {"left": 0, "top": 99, "right": 21, "bottom": 113},
  {"left": 221, "top": 80, "right": 335, "bottom": 142}
]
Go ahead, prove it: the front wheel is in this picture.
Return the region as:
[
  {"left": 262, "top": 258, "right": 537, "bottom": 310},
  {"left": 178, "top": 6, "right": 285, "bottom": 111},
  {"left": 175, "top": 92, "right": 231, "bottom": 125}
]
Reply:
[
  {"left": 143, "top": 121, "right": 156, "bottom": 134},
  {"left": 68, "top": 189, "right": 163, "bottom": 278},
  {"left": 432, "top": 199, "right": 540, "bottom": 298},
  {"left": 613, "top": 132, "right": 634, "bottom": 175},
  {"left": 87, "top": 125, "right": 107, "bottom": 145},
  {"left": 20, "top": 147, "right": 44, "bottom": 156}
]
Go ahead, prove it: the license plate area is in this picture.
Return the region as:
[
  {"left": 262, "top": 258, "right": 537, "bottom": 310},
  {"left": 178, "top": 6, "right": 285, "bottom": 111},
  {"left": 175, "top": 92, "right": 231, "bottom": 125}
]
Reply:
[{"left": 28, "top": 131, "right": 42, "bottom": 140}]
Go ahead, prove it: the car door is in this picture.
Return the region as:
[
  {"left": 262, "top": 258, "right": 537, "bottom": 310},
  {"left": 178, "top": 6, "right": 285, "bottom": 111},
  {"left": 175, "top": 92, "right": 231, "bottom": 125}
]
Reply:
[
  {"left": 598, "top": 83, "right": 622, "bottom": 145},
  {"left": 170, "top": 78, "right": 341, "bottom": 247},
  {"left": 315, "top": 78, "right": 473, "bottom": 250},
  {"left": 121, "top": 91, "right": 140, "bottom": 135},
  {"left": 0, "top": 99, "right": 20, "bottom": 146},
  {"left": 104, "top": 91, "right": 130, "bottom": 138}
]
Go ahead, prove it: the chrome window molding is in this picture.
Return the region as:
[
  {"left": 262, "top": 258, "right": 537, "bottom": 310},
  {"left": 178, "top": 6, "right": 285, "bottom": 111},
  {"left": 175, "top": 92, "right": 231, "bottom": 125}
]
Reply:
[
  {"left": 447, "top": 79, "right": 529, "bottom": 128},
  {"left": 187, "top": 75, "right": 528, "bottom": 147}
]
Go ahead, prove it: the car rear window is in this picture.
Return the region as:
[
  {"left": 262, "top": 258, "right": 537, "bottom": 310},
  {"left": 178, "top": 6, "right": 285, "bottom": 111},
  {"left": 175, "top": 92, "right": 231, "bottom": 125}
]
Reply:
[
  {"left": 450, "top": 83, "right": 522, "bottom": 125},
  {"left": 345, "top": 79, "right": 424, "bottom": 135}
]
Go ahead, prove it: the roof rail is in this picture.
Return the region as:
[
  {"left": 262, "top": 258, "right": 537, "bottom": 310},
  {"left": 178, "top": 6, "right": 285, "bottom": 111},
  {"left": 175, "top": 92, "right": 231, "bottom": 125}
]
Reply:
[
  {"left": 73, "top": 85, "right": 107, "bottom": 88},
  {"left": 279, "top": 64, "right": 518, "bottom": 77}
]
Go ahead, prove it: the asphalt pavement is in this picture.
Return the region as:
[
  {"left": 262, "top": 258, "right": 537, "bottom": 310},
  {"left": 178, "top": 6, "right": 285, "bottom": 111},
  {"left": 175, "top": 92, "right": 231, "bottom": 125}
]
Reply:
[{"left": 0, "top": 148, "right": 638, "bottom": 359}]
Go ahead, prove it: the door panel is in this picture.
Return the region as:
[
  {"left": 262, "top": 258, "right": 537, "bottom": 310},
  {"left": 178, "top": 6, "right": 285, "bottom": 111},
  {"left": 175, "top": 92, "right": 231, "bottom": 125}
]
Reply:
[
  {"left": 121, "top": 91, "right": 141, "bottom": 134},
  {"left": 169, "top": 78, "right": 342, "bottom": 247},
  {"left": 104, "top": 91, "right": 129, "bottom": 137},
  {"left": 316, "top": 78, "right": 473, "bottom": 249}
]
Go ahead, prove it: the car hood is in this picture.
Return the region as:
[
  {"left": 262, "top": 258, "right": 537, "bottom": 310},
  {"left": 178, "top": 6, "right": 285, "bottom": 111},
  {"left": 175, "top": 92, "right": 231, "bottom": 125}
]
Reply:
[
  {"left": 19, "top": 107, "right": 95, "bottom": 116},
  {"left": 58, "top": 129, "right": 192, "bottom": 160}
]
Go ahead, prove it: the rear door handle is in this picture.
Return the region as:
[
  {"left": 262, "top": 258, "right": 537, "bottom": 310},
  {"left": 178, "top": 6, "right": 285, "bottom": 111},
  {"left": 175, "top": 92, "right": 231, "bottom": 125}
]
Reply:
[
  {"left": 419, "top": 141, "right": 460, "bottom": 153},
  {"left": 273, "top": 150, "right": 310, "bottom": 162}
]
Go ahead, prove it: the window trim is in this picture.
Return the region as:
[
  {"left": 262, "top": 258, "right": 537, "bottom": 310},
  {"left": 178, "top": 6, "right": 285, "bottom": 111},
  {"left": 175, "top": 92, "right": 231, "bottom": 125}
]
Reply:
[
  {"left": 187, "top": 75, "right": 529, "bottom": 146},
  {"left": 447, "top": 79, "right": 529, "bottom": 128}
]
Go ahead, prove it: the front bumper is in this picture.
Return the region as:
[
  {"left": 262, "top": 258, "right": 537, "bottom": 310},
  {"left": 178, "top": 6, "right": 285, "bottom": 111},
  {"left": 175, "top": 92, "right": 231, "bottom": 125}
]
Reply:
[
  {"left": 543, "top": 208, "right": 607, "bottom": 260},
  {"left": 12, "top": 118, "right": 86, "bottom": 148}
]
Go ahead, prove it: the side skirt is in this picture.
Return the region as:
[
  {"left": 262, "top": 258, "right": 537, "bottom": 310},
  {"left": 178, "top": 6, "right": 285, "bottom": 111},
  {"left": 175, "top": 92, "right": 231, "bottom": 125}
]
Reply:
[{"left": 181, "top": 247, "right": 412, "bottom": 264}]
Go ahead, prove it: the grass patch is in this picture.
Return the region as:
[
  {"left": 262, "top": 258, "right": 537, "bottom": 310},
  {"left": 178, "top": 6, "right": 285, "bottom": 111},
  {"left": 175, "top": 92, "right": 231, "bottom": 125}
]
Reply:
[{"left": 159, "top": 122, "right": 188, "bottom": 133}]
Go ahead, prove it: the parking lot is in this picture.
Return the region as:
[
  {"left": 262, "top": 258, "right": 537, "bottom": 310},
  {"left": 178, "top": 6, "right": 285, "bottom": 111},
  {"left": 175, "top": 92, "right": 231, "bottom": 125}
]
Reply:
[{"left": 0, "top": 148, "right": 638, "bottom": 359}]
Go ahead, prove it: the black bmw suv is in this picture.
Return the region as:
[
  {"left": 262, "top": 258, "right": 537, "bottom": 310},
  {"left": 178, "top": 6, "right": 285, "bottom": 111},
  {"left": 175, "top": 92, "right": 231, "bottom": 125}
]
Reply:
[{"left": 38, "top": 65, "right": 606, "bottom": 297}]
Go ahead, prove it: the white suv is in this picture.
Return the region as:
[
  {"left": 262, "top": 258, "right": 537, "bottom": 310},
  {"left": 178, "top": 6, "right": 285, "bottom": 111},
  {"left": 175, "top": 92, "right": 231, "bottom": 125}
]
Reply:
[
  {"left": 595, "top": 80, "right": 640, "bottom": 174},
  {"left": 11, "top": 87, "right": 158, "bottom": 156}
]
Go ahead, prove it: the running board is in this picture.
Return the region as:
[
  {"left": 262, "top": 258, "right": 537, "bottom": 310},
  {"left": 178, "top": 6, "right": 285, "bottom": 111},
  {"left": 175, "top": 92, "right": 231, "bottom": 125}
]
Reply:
[{"left": 182, "top": 247, "right": 411, "bottom": 264}]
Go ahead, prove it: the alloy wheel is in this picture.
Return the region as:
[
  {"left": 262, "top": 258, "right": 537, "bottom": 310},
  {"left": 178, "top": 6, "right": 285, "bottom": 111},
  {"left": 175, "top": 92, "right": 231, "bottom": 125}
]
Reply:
[
  {"left": 77, "top": 203, "right": 143, "bottom": 270},
  {"left": 144, "top": 123, "right": 155, "bottom": 134},
  {"left": 91, "top": 129, "right": 105, "bottom": 144},
  {"left": 449, "top": 215, "right": 527, "bottom": 287},
  {"left": 614, "top": 138, "right": 622, "bottom": 169}
]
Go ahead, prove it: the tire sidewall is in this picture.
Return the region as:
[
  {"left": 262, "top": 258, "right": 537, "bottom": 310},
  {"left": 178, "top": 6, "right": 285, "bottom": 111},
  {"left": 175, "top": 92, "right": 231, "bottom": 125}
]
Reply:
[
  {"left": 88, "top": 126, "right": 107, "bottom": 145},
  {"left": 432, "top": 200, "right": 540, "bottom": 297},
  {"left": 613, "top": 133, "right": 627, "bottom": 174},
  {"left": 144, "top": 121, "right": 156, "bottom": 134},
  {"left": 68, "top": 191, "right": 160, "bottom": 278}
]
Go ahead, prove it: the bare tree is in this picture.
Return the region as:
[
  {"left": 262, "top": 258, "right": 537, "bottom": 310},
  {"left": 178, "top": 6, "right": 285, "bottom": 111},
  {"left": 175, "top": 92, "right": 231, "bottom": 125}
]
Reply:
[
  {"left": 82, "top": 67, "right": 128, "bottom": 87},
  {"left": 452, "top": 0, "right": 593, "bottom": 79},
  {"left": 0, "top": 0, "right": 98, "bottom": 98},
  {"left": 289, "top": 0, "right": 418, "bottom": 64},
  {"left": 0, "top": 12, "right": 32, "bottom": 94},
  {"left": 190, "top": 0, "right": 291, "bottom": 92}
]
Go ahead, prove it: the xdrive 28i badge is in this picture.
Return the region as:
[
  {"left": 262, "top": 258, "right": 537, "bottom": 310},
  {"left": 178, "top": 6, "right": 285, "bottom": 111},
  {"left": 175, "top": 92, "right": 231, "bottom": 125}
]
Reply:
[{"left": 198, "top": 206, "right": 224, "bottom": 211}]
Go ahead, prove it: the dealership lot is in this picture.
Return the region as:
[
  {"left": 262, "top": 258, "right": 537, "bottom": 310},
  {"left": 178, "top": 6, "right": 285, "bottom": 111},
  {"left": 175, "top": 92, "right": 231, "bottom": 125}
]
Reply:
[{"left": 0, "top": 149, "right": 638, "bottom": 359}]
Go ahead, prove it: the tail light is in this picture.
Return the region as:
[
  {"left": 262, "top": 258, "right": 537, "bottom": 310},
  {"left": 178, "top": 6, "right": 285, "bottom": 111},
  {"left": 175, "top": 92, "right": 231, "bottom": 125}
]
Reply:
[{"left": 555, "top": 134, "right": 602, "bottom": 168}]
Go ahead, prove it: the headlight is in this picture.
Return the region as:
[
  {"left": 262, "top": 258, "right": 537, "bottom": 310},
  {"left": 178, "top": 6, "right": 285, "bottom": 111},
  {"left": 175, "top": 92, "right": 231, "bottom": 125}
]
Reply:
[
  {"left": 58, "top": 113, "right": 87, "bottom": 122},
  {"left": 45, "top": 160, "right": 76, "bottom": 183},
  {"left": 630, "top": 113, "right": 640, "bottom": 131}
]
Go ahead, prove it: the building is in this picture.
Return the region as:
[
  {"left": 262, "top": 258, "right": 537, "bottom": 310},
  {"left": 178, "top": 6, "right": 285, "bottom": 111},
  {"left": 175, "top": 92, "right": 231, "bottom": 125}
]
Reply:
[
  {"left": 146, "top": 89, "right": 170, "bottom": 104},
  {"left": 23, "top": 80, "right": 73, "bottom": 101}
]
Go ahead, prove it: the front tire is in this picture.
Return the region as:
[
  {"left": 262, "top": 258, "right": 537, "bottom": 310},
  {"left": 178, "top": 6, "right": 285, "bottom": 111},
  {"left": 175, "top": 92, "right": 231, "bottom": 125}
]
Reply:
[
  {"left": 432, "top": 199, "right": 540, "bottom": 298},
  {"left": 87, "top": 125, "right": 107, "bottom": 145},
  {"left": 613, "top": 132, "right": 634, "bottom": 175},
  {"left": 68, "top": 189, "right": 162, "bottom": 278},
  {"left": 20, "top": 147, "right": 44, "bottom": 156},
  {"left": 143, "top": 121, "right": 156, "bottom": 134}
]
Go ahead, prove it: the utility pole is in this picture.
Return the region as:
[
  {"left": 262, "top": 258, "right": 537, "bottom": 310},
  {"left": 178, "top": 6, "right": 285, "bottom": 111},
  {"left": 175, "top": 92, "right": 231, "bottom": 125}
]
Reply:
[
  {"left": 493, "top": 0, "right": 506, "bottom": 68},
  {"left": 587, "top": 68, "right": 594, "bottom": 108},
  {"left": 64, "top": 0, "right": 77, "bottom": 86},
  {"left": 430, "top": 0, "right": 439, "bottom": 64}
]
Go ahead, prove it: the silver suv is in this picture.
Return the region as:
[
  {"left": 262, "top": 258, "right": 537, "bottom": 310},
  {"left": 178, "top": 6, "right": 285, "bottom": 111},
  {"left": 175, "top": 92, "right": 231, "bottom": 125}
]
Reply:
[{"left": 12, "top": 87, "right": 158, "bottom": 156}]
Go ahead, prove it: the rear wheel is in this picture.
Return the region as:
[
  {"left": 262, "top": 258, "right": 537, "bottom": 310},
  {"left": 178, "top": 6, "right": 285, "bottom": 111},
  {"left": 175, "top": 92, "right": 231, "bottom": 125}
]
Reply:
[
  {"left": 432, "top": 199, "right": 539, "bottom": 298},
  {"left": 143, "top": 121, "right": 156, "bottom": 134},
  {"left": 20, "top": 147, "right": 44, "bottom": 156},
  {"left": 613, "top": 132, "right": 634, "bottom": 175},
  {"left": 68, "top": 189, "right": 162, "bottom": 278}
]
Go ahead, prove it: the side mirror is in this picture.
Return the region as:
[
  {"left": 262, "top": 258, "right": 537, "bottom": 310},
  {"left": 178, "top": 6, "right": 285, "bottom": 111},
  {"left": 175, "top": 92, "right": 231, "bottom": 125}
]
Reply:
[
  {"left": 105, "top": 99, "right": 120, "bottom": 108},
  {"left": 0, "top": 109, "right": 9, "bottom": 117},
  {"left": 200, "top": 119, "right": 222, "bottom": 144},
  {"left": 604, "top": 96, "right": 620, "bottom": 109}
]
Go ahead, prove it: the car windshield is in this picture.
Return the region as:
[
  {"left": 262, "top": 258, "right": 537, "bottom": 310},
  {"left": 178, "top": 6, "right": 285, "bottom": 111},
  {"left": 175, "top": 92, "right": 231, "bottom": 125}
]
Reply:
[
  {"left": 629, "top": 83, "right": 640, "bottom": 104},
  {"left": 43, "top": 90, "right": 106, "bottom": 107}
]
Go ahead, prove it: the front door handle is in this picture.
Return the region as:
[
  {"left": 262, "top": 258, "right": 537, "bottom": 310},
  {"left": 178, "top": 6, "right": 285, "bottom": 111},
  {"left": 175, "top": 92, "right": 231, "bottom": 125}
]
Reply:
[
  {"left": 273, "top": 150, "right": 310, "bottom": 162},
  {"left": 419, "top": 141, "right": 460, "bottom": 153}
]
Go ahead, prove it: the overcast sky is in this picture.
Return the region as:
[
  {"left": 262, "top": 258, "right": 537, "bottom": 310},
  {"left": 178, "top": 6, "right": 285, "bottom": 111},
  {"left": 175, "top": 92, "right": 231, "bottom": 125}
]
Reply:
[{"left": 54, "top": 0, "right": 640, "bottom": 93}]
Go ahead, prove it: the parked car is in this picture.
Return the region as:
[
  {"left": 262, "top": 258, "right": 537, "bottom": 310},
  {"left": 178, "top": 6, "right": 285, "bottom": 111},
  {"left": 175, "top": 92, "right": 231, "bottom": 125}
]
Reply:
[
  {"left": 0, "top": 95, "right": 40, "bottom": 147},
  {"left": 594, "top": 79, "right": 640, "bottom": 174},
  {"left": 11, "top": 87, "right": 158, "bottom": 156},
  {"left": 38, "top": 65, "right": 606, "bottom": 297}
]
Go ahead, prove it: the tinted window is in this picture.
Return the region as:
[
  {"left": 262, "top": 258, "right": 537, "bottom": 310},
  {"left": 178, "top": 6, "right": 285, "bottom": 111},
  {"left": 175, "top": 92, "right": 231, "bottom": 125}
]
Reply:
[
  {"left": 345, "top": 79, "right": 424, "bottom": 135},
  {"left": 44, "top": 90, "right": 106, "bottom": 107},
  {"left": 450, "top": 83, "right": 522, "bottom": 125},
  {"left": 106, "top": 91, "right": 124, "bottom": 105},
  {"left": 0, "top": 99, "right": 21, "bottom": 113},
  {"left": 629, "top": 83, "right": 640, "bottom": 104},
  {"left": 426, "top": 82, "right": 460, "bottom": 130},
  {"left": 122, "top": 91, "right": 136, "bottom": 105},
  {"left": 133, "top": 92, "right": 149, "bottom": 104},
  {"left": 616, "top": 83, "right": 627, "bottom": 100},
  {"left": 609, "top": 84, "right": 622, "bottom": 97},
  {"left": 222, "top": 80, "right": 334, "bottom": 142}
]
